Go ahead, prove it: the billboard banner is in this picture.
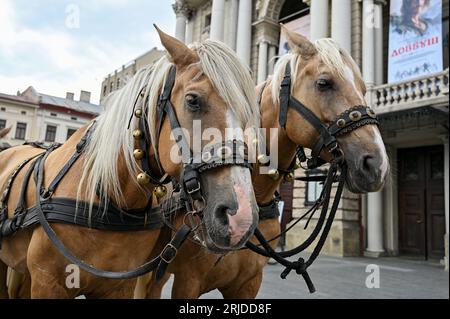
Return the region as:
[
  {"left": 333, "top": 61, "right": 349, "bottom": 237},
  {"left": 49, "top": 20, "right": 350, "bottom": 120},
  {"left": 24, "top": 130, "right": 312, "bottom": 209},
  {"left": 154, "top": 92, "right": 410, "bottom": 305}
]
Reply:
[
  {"left": 279, "top": 15, "right": 310, "bottom": 56},
  {"left": 388, "top": 0, "right": 443, "bottom": 83}
]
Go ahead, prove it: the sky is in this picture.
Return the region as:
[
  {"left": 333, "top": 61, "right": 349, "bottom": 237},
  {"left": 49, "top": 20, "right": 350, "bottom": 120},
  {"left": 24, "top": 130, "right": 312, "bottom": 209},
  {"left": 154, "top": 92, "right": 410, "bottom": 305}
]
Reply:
[{"left": 0, "top": 0, "right": 175, "bottom": 104}]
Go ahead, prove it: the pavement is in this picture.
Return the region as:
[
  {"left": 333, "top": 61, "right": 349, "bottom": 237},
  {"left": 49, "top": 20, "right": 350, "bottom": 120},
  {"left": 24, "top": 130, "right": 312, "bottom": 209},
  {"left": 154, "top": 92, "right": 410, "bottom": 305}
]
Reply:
[{"left": 160, "top": 255, "right": 449, "bottom": 299}]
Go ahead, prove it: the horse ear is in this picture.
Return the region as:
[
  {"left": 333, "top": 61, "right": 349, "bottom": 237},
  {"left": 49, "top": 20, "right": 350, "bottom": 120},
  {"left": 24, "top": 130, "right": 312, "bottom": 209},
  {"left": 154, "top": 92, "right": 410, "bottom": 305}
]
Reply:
[
  {"left": 154, "top": 24, "right": 198, "bottom": 68},
  {"left": 0, "top": 126, "right": 11, "bottom": 139},
  {"left": 281, "top": 24, "right": 317, "bottom": 58}
]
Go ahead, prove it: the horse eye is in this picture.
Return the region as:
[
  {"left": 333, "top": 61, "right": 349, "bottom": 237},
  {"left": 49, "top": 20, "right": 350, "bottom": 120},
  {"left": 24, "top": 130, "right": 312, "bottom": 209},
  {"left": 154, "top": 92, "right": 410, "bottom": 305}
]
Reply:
[
  {"left": 185, "top": 93, "right": 201, "bottom": 111},
  {"left": 316, "top": 79, "right": 333, "bottom": 91}
]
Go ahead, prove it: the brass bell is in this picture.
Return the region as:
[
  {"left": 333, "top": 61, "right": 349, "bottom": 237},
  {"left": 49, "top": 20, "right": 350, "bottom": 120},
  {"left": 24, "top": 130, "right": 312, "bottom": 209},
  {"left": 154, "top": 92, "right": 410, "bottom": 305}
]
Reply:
[
  {"left": 258, "top": 154, "right": 269, "bottom": 165},
  {"left": 154, "top": 185, "right": 167, "bottom": 199},
  {"left": 284, "top": 172, "right": 295, "bottom": 182},
  {"left": 134, "top": 108, "right": 143, "bottom": 118},
  {"left": 267, "top": 169, "right": 279, "bottom": 180},
  {"left": 133, "top": 149, "right": 145, "bottom": 160},
  {"left": 133, "top": 129, "right": 143, "bottom": 139},
  {"left": 137, "top": 172, "right": 150, "bottom": 185}
]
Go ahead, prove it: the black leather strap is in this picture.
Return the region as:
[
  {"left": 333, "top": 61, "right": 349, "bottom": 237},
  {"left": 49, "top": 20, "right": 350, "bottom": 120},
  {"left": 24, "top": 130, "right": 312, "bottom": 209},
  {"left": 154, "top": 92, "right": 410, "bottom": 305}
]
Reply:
[{"left": 155, "top": 224, "right": 192, "bottom": 281}]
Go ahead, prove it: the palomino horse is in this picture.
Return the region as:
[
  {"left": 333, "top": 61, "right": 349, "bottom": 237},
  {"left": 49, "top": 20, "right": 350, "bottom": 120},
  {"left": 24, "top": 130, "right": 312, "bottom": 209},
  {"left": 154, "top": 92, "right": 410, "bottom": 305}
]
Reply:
[
  {"left": 135, "top": 26, "right": 389, "bottom": 299},
  {"left": 0, "top": 27, "right": 261, "bottom": 298}
]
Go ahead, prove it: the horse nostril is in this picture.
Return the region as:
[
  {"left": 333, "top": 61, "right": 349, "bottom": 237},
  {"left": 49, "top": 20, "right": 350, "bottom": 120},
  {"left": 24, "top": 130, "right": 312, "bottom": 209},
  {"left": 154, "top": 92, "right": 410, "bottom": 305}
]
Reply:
[{"left": 362, "top": 154, "right": 376, "bottom": 173}]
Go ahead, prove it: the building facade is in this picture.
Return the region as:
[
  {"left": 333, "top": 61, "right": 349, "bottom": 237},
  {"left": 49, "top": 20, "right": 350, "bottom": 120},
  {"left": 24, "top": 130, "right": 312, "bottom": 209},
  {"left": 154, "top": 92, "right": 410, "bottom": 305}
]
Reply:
[
  {"left": 102, "top": 0, "right": 449, "bottom": 269},
  {"left": 100, "top": 47, "right": 165, "bottom": 102},
  {"left": 0, "top": 88, "right": 101, "bottom": 146}
]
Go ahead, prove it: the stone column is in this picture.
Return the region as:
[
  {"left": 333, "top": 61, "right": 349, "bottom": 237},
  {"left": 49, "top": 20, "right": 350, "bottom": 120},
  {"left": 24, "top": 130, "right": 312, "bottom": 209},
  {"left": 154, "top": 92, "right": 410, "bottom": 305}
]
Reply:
[
  {"left": 225, "top": 0, "right": 239, "bottom": 50},
  {"left": 374, "top": 1, "right": 385, "bottom": 85},
  {"left": 210, "top": 0, "right": 226, "bottom": 41},
  {"left": 331, "top": 0, "right": 351, "bottom": 52},
  {"left": 362, "top": 0, "right": 376, "bottom": 87},
  {"left": 365, "top": 190, "right": 385, "bottom": 257},
  {"left": 173, "top": 1, "right": 189, "bottom": 43},
  {"left": 309, "top": 0, "right": 329, "bottom": 41},
  {"left": 236, "top": 0, "right": 253, "bottom": 66},
  {"left": 443, "top": 135, "right": 449, "bottom": 270},
  {"left": 257, "top": 40, "right": 269, "bottom": 83},
  {"left": 186, "top": 12, "right": 195, "bottom": 44},
  {"left": 268, "top": 44, "right": 277, "bottom": 75}
]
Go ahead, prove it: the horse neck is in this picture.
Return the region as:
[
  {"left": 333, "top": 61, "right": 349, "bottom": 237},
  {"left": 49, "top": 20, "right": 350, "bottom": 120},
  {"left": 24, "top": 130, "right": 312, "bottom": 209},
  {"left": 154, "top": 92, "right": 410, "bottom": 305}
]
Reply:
[{"left": 252, "top": 82, "right": 297, "bottom": 205}]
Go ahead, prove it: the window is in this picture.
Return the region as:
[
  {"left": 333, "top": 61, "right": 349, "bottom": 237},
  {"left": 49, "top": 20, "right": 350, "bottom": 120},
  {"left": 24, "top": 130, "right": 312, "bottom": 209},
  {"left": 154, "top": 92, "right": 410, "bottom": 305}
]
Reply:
[
  {"left": 305, "top": 169, "right": 326, "bottom": 206},
  {"left": 117, "top": 78, "right": 121, "bottom": 88},
  {"left": 66, "top": 128, "right": 77, "bottom": 140},
  {"left": 50, "top": 112, "right": 57, "bottom": 117},
  {"left": 45, "top": 125, "right": 57, "bottom": 142},
  {"left": 21, "top": 111, "right": 26, "bottom": 115},
  {"left": 15, "top": 122, "right": 27, "bottom": 140},
  {"left": 204, "top": 14, "right": 211, "bottom": 31},
  {"left": 103, "top": 85, "right": 107, "bottom": 96},
  {"left": 0, "top": 107, "right": 5, "bottom": 112},
  {"left": 0, "top": 119, "right": 6, "bottom": 130},
  {"left": 71, "top": 116, "right": 78, "bottom": 121}
]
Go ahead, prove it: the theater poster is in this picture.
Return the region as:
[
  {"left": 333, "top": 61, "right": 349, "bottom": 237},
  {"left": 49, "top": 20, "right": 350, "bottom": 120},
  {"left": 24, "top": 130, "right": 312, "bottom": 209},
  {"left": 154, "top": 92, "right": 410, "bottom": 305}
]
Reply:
[
  {"left": 278, "top": 15, "right": 311, "bottom": 56},
  {"left": 388, "top": 0, "right": 443, "bottom": 83}
]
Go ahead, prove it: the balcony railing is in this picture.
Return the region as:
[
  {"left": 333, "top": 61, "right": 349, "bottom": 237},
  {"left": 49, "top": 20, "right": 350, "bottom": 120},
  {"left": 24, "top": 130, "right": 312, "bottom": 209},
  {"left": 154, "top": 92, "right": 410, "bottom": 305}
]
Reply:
[{"left": 367, "top": 69, "right": 449, "bottom": 115}]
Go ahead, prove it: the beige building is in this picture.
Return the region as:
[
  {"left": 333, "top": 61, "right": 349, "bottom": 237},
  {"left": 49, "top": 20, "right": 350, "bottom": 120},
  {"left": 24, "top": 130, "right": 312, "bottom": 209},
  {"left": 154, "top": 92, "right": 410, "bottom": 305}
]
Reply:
[
  {"left": 0, "top": 93, "right": 39, "bottom": 146},
  {"left": 100, "top": 47, "right": 165, "bottom": 102},
  {"left": 104, "top": 0, "right": 449, "bottom": 268},
  {"left": 0, "top": 88, "right": 101, "bottom": 146}
]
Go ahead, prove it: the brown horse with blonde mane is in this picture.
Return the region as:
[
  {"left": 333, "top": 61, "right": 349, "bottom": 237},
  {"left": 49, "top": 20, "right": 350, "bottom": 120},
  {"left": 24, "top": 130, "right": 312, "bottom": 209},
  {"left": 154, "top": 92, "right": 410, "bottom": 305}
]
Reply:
[
  {"left": 0, "top": 27, "right": 261, "bottom": 298},
  {"left": 135, "top": 26, "right": 389, "bottom": 299}
]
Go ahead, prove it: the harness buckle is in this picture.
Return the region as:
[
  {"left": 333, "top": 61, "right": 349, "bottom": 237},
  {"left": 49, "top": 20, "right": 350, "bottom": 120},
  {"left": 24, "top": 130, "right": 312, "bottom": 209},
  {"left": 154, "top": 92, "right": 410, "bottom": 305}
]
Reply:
[
  {"left": 160, "top": 243, "right": 178, "bottom": 264},
  {"left": 186, "top": 180, "right": 201, "bottom": 195}
]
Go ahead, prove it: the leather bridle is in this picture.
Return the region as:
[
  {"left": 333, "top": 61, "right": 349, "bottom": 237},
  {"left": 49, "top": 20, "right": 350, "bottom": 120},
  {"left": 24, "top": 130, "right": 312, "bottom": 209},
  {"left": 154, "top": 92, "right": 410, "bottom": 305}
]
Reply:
[
  {"left": 133, "top": 66, "right": 252, "bottom": 213},
  {"left": 246, "top": 63, "right": 380, "bottom": 293}
]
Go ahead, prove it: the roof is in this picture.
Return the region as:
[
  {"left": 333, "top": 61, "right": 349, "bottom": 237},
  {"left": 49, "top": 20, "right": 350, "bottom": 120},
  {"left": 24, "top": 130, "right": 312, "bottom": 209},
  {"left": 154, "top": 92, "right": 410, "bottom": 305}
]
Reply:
[
  {"left": 38, "top": 93, "right": 102, "bottom": 116},
  {"left": 19, "top": 86, "right": 102, "bottom": 116},
  {"left": 0, "top": 92, "right": 38, "bottom": 107}
]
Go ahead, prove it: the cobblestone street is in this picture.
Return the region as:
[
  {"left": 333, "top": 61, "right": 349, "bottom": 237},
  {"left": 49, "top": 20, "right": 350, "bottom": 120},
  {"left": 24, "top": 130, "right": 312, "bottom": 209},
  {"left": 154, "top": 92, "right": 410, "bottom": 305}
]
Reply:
[{"left": 161, "top": 255, "right": 449, "bottom": 299}]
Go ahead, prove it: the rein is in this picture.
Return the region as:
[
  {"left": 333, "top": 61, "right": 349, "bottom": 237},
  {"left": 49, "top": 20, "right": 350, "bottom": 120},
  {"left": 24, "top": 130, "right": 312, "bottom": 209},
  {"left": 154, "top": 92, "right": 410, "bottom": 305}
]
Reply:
[{"left": 246, "top": 63, "right": 379, "bottom": 293}]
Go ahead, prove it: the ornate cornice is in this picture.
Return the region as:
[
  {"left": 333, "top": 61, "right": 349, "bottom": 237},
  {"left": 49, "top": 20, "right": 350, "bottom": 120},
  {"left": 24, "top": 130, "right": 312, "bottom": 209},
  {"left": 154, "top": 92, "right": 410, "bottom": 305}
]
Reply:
[{"left": 172, "top": 1, "right": 193, "bottom": 18}]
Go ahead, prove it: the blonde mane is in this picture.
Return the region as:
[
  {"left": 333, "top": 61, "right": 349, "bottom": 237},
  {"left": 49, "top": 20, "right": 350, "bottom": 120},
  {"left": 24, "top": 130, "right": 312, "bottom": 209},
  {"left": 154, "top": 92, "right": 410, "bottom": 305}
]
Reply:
[
  {"left": 271, "top": 38, "right": 364, "bottom": 104},
  {"left": 78, "top": 40, "right": 259, "bottom": 212}
]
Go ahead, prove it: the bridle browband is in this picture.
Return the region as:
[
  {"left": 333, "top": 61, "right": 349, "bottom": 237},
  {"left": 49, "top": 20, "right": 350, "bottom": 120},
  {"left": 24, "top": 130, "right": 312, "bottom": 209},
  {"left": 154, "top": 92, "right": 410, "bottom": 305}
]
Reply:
[{"left": 246, "top": 63, "right": 379, "bottom": 293}]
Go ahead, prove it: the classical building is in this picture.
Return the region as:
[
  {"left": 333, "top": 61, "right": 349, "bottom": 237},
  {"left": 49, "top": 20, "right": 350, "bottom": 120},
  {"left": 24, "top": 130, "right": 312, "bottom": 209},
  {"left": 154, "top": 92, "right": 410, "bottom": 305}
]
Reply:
[
  {"left": 170, "top": 0, "right": 449, "bottom": 269},
  {"left": 100, "top": 47, "right": 165, "bottom": 102},
  {"left": 0, "top": 88, "right": 101, "bottom": 145}
]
